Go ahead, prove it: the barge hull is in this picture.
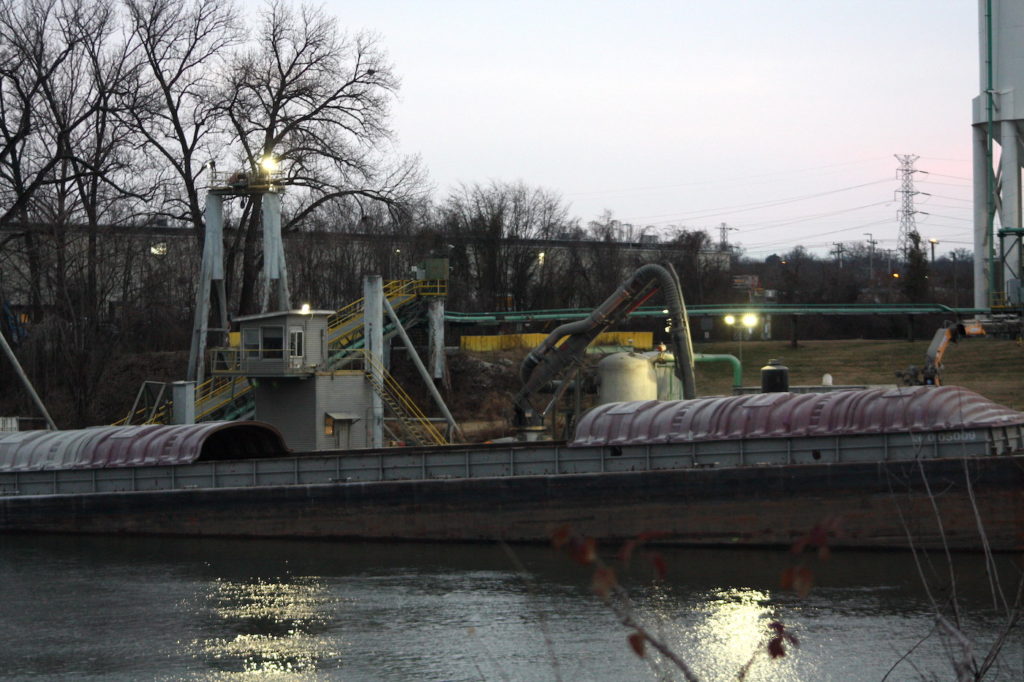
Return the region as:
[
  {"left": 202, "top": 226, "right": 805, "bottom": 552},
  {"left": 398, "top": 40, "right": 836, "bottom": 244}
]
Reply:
[{"left": 2, "top": 456, "right": 1021, "bottom": 551}]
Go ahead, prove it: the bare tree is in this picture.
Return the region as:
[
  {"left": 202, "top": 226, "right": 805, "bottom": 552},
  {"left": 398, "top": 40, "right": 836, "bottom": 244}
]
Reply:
[
  {"left": 123, "top": 0, "right": 242, "bottom": 234},
  {"left": 441, "top": 181, "right": 571, "bottom": 311},
  {"left": 219, "top": 0, "right": 423, "bottom": 313}
]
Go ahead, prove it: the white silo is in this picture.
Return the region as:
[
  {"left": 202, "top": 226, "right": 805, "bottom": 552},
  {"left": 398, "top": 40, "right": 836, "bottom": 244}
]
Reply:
[{"left": 973, "top": 0, "right": 1024, "bottom": 307}]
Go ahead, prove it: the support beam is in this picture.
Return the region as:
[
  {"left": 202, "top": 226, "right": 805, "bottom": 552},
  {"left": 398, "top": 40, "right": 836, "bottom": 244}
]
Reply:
[
  {"left": 383, "top": 294, "right": 462, "bottom": 441},
  {"left": 1000, "top": 120, "right": 1022, "bottom": 285},
  {"left": 0, "top": 326, "right": 57, "bottom": 430},
  {"left": 188, "top": 195, "right": 228, "bottom": 383},
  {"left": 261, "top": 192, "right": 290, "bottom": 312},
  {"left": 427, "top": 298, "right": 448, "bottom": 388},
  {"left": 364, "top": 276, "right": 384, "bottom": 448}
]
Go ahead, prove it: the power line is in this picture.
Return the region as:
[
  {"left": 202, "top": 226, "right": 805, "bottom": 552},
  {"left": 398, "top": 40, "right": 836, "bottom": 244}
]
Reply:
[
  {"left": 564, "top": 157, "right": 888, "bottom": 198},
  {"left": 627, "top": 177, "right": 892, "bottom": 225}
]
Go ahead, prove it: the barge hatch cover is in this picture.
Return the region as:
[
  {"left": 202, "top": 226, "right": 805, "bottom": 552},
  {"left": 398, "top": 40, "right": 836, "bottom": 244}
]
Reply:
[
  {"left": 0, "top": 422, "right": 288, "bottom": 472},
  {"left": 571, "top": 386, "right": 1024, "bottom": 446}
]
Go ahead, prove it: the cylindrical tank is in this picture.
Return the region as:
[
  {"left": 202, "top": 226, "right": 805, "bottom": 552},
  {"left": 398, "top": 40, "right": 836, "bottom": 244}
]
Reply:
[
  {"left": 597, "top": 352, "right": 658, "bottom": 404},
  {"left": 973, "top": 0, "right": 1024, "bottom": 307},
  {"left": 978, "top": 0, "right": 1024, "bottom": 117},
  {"left": 641, "top": 350, "right": 684, "bottom": 401},
  {"left": 761, "top": 359, "right": 789, "bottom": 393}
]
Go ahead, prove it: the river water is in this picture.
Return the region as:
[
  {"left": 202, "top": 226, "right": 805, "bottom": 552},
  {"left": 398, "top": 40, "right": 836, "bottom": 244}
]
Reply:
[{"left": 0, "top": 534, "right": 1021, "bottom": 681}]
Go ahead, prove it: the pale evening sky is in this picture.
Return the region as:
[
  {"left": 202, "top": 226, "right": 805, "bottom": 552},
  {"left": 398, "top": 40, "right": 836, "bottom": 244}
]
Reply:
[{"left": 327, "top": 0, "right": 978, "bottom": 259}]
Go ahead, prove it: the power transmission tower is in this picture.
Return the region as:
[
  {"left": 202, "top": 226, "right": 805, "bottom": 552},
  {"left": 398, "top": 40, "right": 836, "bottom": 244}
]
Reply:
[
  {"left": 895, "top": 154, "right": 921, "bottom": 258},
  {"left": 718, "top": 222, "right": 738, "bottom": 251}
]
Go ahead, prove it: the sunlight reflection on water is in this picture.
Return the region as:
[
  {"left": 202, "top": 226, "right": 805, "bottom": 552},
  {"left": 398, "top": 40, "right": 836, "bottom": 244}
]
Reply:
[{"left": 186, "top": 578, "right": 342, "bottom": 679}]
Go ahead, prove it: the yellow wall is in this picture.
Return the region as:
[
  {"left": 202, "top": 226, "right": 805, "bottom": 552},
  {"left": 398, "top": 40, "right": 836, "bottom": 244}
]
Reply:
[{"left": 460, "top": 331, "right": 653, "bottom": 352}]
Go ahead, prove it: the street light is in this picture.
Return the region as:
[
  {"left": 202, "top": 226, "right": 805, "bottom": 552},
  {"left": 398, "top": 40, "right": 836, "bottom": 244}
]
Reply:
[
  {"left": 928, "top": 237, "right": 939, "bottom": 264},
  {"left": 724, "top": 313, "right": 758, "bottom": 369}
]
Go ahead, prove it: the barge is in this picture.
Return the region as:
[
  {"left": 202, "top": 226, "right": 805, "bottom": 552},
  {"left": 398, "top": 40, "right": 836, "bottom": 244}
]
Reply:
[{"left": 1, "top": 385, "right": 1022, "bottom": 551}]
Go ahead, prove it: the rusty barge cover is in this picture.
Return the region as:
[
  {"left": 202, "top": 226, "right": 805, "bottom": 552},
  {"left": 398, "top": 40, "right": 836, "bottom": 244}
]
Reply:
[{"left": 571, "top": 386, "right": 1024, "bottom": 446}]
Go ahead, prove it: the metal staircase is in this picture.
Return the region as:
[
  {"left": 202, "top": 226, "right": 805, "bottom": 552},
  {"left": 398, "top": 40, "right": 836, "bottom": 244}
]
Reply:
[{"left": 361, "top": 350, "right": 448, "bottom": 446}]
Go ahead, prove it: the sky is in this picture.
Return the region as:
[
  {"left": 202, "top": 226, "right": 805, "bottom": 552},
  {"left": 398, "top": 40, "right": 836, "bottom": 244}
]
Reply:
[{"left": 326, "top": 0, "right": 979, "bottom": 260}]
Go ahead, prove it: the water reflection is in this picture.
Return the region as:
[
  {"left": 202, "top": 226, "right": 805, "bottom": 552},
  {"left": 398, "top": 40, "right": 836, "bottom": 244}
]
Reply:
[
  {"left": 0, "top": 535, "right": 1020, "bottom": 681},
  {"left": 690, "top": 588, "right": 779, "bottom": 677},
  {"left": 188, "top": 577, "right": 341, "bottom": 678},
  {"left": 628, "top": 585, "right": 806, "bottom": 681}
]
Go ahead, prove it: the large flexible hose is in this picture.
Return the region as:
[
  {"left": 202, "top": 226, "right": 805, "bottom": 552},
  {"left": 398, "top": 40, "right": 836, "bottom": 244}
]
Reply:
[{"left": 514, "top": 263, "right": 695, "bottom": 426}]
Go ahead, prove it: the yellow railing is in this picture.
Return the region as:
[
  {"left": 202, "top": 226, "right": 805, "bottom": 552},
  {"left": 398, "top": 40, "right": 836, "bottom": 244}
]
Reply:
[
  {"left": 361, "top": 349, "right": 448, "bottom": 446},
  {"left": 194, "top": 376, "right": 252, "bottom": 421},
  {"left": 326, "top": 279, "right": 448, "bottom": 346},
  {"left": 114, "top": 375, "right": 252, "bottom": 426}
]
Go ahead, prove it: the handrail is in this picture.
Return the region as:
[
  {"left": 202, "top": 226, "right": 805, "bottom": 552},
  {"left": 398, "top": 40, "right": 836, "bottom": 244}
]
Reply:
[
  {"left": 327, "top": 280, "right": 446, "bottom": 335},
  {"left": 361, "top": 350, "right": 447, "bottom": 446}
]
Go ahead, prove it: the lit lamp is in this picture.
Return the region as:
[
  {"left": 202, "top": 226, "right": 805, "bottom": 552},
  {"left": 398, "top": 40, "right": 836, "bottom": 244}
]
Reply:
[
  {"left": 724, "top": 313, "right": 758, "bottom": 368},
  {"left": 259, "top": 154, "right": 280, "bottom": 188},
  {"left": 259, "top": 154, "right": 279, "bottom": 173},
  {"left": 928, "top": 237, "right": 939, "bottom": 264}
]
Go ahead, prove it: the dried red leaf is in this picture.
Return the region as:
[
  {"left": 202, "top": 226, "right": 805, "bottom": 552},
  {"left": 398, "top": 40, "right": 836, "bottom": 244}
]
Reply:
[
  {"left": 636, "top": 530, "right": 669, "bottom": 544},
  {"left": 649, "top": 552, "right": 668, "bottom": 580},
  {"left": 768, "top": 636, "right": 787, "bottom": 659},
  {"left": 779, "top": 566, "right": 794, "bottom": 590},
  {"left": 806, "top": 524, "right": 829, "bottom": 548},
  {"left": 569, "top": 537, "right": 597, "bottom": 565},
  {"left": 618, "top": 539, "right": 638, "bottom": 565},
  {"left": 592, "top": 566, "right": 617, "bottom": 598},
  {"left": 627, "top": 632, "right": 646, "bottom": 658},
  {"left": 550, "top": 524, "right": 572, "bottom": 549},
  {"left": 791, "top": 566, "right": 814, "bottom": 598}
]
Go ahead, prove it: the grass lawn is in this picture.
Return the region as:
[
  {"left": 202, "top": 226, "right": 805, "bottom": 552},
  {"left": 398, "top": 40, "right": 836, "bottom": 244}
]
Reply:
[{"left": 691, "top": 337, "right": 1024, "bottom": 410}]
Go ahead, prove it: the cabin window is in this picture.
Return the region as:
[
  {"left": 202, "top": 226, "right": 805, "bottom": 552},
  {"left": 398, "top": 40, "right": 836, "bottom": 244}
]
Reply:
[
  {"left": 242, "top": 328, "right": 260, "bottom": 359},
  {"left": 261, "top": 326, "right": 284, "bottom": 359}
]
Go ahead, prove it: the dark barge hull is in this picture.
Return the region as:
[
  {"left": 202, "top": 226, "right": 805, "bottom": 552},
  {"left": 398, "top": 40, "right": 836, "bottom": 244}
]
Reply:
[{"left": 2, "top": 455, "right": 1021, "bottom": 551}]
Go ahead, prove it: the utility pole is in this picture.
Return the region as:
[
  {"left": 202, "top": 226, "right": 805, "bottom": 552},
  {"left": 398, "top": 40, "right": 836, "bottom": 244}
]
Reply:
[
  {"left": 895, "top": 154, "right": 921, "bottom": 258},
  {"left": 864, "top": 232, "right": 878, "bottom": 281},
  {"left": 831, "top": 241, "right": 846, "bottom": 268}
]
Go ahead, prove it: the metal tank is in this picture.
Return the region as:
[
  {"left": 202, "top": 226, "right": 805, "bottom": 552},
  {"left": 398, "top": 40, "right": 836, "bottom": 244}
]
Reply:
[
  {"left": 644, "top": 350, "right": 685, "bottom": 401},
  {"left": 597, "top": 352, "right": 658, "bottom": 404},
  {"left": 973, "top": 0, "right": 1024, "bottom": 307}
]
